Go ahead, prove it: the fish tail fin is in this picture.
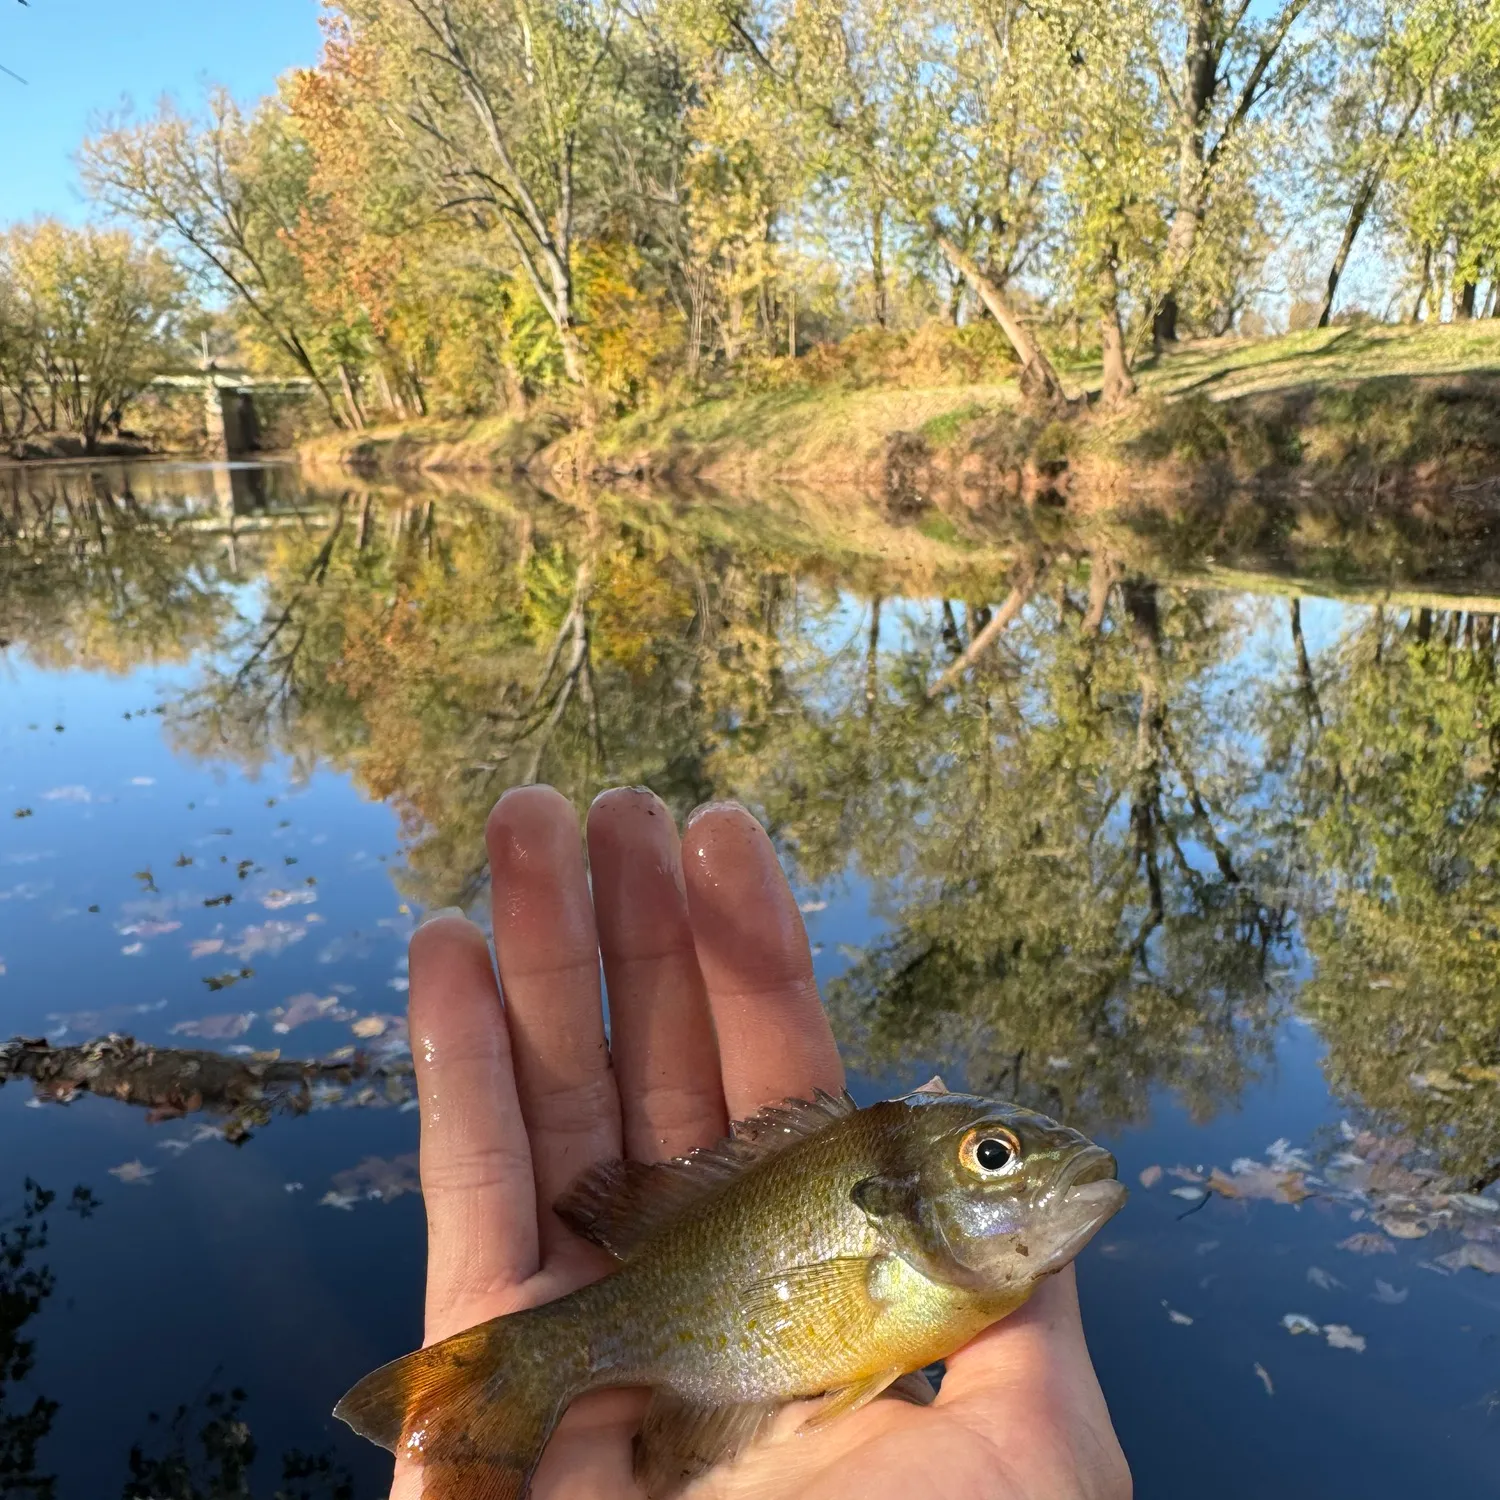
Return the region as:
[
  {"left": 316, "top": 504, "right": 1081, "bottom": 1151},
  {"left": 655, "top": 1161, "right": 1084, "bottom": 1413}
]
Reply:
[{"left": 334, "top": 1311, "right": 577, "bottom": 1500}]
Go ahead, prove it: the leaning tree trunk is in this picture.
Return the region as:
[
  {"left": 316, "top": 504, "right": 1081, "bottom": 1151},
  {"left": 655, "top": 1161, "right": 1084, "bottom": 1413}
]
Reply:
[
  {"left": 1318, "top": 175, "right": 1379, "bottom": 328},
  {"left": 935, "top": 233, "right": 1065, "bottom": 404}
]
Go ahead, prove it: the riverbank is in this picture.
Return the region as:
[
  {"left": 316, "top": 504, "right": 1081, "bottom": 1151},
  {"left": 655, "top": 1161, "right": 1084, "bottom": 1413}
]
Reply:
[{"left": 298, "top": 322, "right": 1500, "bottom": 503}]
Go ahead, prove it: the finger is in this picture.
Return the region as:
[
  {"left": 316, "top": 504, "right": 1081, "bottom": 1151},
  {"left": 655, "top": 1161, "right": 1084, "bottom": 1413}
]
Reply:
[
  {"left": 408, "top": 912, "right": 537, "bottom": 1341},
  {"left": 680, "top": 802, "right": 843, "bottom": 1116},
  {"left": 587, "top": 787, "right": 727, "bottom": 1161},
  {"left": 486, "top": 786, "right": 620, "bottom": 1252}
]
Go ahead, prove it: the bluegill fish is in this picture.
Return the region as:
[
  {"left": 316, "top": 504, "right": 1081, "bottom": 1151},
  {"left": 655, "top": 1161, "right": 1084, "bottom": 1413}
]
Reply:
[{"left": 335, "top": 1080, "right": 1126, "bottom": 1499}]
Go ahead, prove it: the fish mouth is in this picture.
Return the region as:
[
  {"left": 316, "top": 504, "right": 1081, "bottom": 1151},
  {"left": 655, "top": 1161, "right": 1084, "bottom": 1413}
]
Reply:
[{"left": 1056, "top": 1145, "right": 1118, "bottom": 1193}]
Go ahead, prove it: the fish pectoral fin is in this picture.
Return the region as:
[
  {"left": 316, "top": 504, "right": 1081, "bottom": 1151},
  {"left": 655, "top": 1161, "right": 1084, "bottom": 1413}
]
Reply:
[
  {"left": 740, "top": 1255, "right": 882, "bottom": 1335},
  {"left": 634, "top": 1391, "right": 777, "bottom": 1499},
  {"left": 798, "top": 1368, "right": 905, "bottom": 1434},
  {"left": 884, "top": 1369, "right": 938, "bottom": 1406}
]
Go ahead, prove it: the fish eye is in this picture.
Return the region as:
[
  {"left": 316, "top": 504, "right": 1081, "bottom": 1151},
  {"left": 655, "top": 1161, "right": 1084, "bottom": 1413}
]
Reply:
[{"left": 959, "top": 1127, "right": 1021, "bottom": 1176}]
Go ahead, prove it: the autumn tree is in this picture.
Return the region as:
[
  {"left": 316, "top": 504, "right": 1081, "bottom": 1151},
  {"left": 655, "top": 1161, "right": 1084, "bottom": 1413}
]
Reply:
[
  {"left": 80, "top": 91, "right": 345, "bottom": 422},
  {"left": 0, "top": 220, "right": 184, "bottom": 450}
]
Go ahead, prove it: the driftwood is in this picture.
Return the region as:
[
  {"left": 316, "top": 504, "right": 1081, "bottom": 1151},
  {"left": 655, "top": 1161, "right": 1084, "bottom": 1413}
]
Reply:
[{"left": 0, "top": 1033, "right": 411, "bottom": 1142}]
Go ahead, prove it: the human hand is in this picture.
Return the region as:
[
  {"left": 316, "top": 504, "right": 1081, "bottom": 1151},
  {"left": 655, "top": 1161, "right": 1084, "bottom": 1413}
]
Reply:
[{"left": 391, "top": 785, "right": 1130, "bottom": 1500}]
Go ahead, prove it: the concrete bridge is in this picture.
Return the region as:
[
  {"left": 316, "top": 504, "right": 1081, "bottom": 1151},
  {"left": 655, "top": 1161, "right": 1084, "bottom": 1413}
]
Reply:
[{"left": 149, "top": 369, "right": 316, "bottom": 458}]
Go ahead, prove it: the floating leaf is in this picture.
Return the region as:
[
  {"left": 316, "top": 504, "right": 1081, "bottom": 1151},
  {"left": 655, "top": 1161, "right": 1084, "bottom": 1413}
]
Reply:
[
  {"left": 1306, "top": 1266, "right": 1343, "bottom": 1291},
  {"left": 204, "top": 893, "right": 234, "bottom": 908},
  {"left": 262, "top": 888, "right": 316, "bottom": 910},
  {"left": 1324, "top": 1324, "right": 1366, "bottom": 1353},
  {"left": 1171, "top": 1186, "right": 1206, "bottom": 1201},
  {"left": 1371, "top": 1280, "right": 1408, "bottom": 1305},
  {"left": 1254, "top": 1363, "right": 1274, "bottom": 1396},
  {"left": 203, "top": 968, "right": 254, "bottom": 991},
  {"left": 1338, "top": 1232, "right": 1396, "bottom": 1255},
  {"left": 1208, "top": 1164, "right": 1311, "bottom": 1205},
  {"left": 1282, "top": 1313, "right": 1320, "bottom": 1336},
  {"left": 108, "top": 1160, "right": 156, "bottom": 1185},
  {"left": 1138, "top": 1164, "right": 1163, "bottom": 1189},
  {"left": 1436, "top": 1244, "right": 1500, "bottom": 1275},
  {"left": 170, "top": 1012, "right": 256, "bottom": 1040}
]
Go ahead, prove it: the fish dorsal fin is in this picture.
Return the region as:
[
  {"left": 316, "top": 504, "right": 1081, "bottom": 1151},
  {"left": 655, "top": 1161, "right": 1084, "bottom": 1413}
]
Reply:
[
  {"left": 910, "top": 1075, "right": 949, "bottom": 1095},
  {"left": 555, "top": 1088, "right": 857, "bottom": 1259},
  {"left": 634, "top": 1391, "right": 777, "bottom": 1498}
]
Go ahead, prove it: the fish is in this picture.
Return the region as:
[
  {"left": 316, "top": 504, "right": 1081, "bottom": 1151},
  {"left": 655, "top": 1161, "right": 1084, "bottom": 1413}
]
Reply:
[{"left": 334, "top": 1081, "right": 1126, "bottom": 1499}]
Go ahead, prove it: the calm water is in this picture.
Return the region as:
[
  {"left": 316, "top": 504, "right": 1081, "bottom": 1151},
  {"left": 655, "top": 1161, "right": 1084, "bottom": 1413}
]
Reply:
[{"left": 3, "top": 460, "right": 1499, "bottom": 1498}]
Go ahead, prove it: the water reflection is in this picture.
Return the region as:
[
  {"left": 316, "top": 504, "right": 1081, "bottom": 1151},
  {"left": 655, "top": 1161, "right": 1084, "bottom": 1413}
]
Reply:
[{"left": 4, "top": 460, "right": 1500, "bottom": 1185}]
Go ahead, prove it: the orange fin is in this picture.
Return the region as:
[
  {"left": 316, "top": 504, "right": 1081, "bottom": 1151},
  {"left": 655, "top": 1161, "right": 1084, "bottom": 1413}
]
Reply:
[
  {"left": 634, "top": 1389, "right": 777, "bottom": 1498},
  {"left": 557, "top": 1089, "right": 857, "bottom": 1259},
  {"left": 334, "top": 1313, "right": 573, "bottom": 1500}
]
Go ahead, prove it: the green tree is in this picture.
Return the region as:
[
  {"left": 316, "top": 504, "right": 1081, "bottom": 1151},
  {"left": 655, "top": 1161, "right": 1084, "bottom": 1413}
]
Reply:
[{"left": 0, "top": 221, "right": 184, "bottom": 450}]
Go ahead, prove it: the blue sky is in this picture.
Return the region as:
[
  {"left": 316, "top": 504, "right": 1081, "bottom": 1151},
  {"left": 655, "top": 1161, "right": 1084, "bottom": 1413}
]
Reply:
[{"left": 0, "top": 0, "right": 323, "bottom": 224}]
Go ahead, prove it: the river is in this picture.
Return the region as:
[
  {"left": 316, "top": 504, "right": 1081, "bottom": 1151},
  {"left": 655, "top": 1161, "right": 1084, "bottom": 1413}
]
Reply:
[{"left": 2, "top": 459, "right": 1498, "bottom": 1497}]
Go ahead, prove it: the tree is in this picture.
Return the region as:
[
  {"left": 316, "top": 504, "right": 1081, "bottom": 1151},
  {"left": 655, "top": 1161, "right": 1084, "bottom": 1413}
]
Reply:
[
  {"left": 329, "top": 0, "right": 652, "bottom": 388},
  {"left": 1150, "top": 0, "right": 1325, "bottom": 343},
  {"left": 709, "top": 0, "right": 1072, "bottom": 402},
  {"left": 80, "top": 91, "right": 344, "bottom": 422},
  {"left": 0, "top": 221, "right": 184, "bottom": 450}
]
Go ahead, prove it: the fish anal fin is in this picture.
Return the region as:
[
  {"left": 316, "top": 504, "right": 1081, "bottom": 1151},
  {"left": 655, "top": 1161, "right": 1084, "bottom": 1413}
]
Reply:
[
  {"left": 739, "top": 1255, "right": 882, "bottom": 1341},
  {"left": 799, "top": 1367, "right": 904, "bottom": 1434},
  {"left": 634, "top": 1391, "right": 776, "bottom": 1499},
  {"left": 333, "top": 1312, "right": 570, "bottom": 1500},
  {"left": 556, "top": 1090, "right": 859, "bottom": 1259}
]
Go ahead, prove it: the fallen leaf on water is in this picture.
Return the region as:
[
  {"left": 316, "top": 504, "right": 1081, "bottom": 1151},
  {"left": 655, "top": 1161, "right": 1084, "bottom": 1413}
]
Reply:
[
  {"left": 285, "top": 1182, "right": 304, "bottom": 1193},
  {"left": 1324, "top": 1324, "right": 1366, "bottom": 1352},
  {"left": 1138, "top": 1165, "right": 1163, "bottom": 1189},
  {"left": 119, "top": 920, "right": 181, "bottom": 938},
  {"left": 388, "top": 977, "right": 410, "bottom": 992},
  {"left": 1452, "top": 1193, "right": 1500, "bottom": 1215},
  {"left": 204, "top": 893, "right": 233, "bottom": 908},
  {"left": 1371, "top": 1279, "right": 1408, "bottom": 1305},
  {"left": 202, "top": 968, "right": 254, "bottom": 991},
  {"left": 1254, "top": 1363, "right": 1274, "bottom": 1396},
  {"left": 120, "top": 942, "right": 144, "bottom": 956},
  {"left": 133, "top": 869, "right": 157, "bottom": 893},
  {"left": 320, "top": 1190, "right": 358, "bottom": 1211},
  {"left": 1307, "top": 1266, "right": 1343, "bottom": 1291},
  {"left": 1338, "top": 1233, "right": 1396, "bottom": 1256},
  {"left": 262, "top": 888, "right": 316, "bottom": 910},
  {"left": 326, "top": 1153, "right": 421, "bottom": 1206},
  {"left": 1209, "top": 1163, "right": 1312, "bottom": 1204},
  {"left": 190, "top": 938, "right": 225, "bottom": 958},
  {"left": 1163, "top": 1304, "right": 1193, "bottom": 1326},
  {"left": 1282, "top": 1313, "right": 1320, "bottom": 1336},
  {"left": 170, "top": 1012, "right": 256, "bottom": 1040},
  {"left": 108, "top": 1160, "right": 156, "bottom": 1185},
  {"left": 271, "top": 992, "right": 352, "bottom": 1032},
  {"left": 1436, "top": 1243, "right": 1500, "bottom": 1275},
  {"left": 1167, "top": 1166, "right": 1204, "bottom": 1182},
  {"left": 1373, "top": 1213, "right": 1429, "bottom": 1240},
  {"left": 1171, "top": 1186, "right": 1206, "bottom": 1201}
]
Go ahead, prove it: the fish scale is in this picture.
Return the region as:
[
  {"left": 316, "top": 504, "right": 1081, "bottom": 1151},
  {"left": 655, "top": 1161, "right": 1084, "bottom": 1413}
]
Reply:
[{"left": 334, "top": 1085, "right": 1125, "bottom": 1500}]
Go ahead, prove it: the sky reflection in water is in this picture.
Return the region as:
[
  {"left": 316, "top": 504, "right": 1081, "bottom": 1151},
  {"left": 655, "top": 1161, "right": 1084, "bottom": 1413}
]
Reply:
[{"left": 2, "top": 461, "right": 1498, "bottom": 1498}]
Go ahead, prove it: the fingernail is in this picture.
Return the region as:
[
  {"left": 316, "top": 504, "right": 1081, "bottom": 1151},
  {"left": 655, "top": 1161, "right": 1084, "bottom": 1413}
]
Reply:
[
  {"left": 685, "top": 798, "right": 749, "bottom": 826},
  {"left": 418, "top": 906, "right": 468, "bottom": 929}
]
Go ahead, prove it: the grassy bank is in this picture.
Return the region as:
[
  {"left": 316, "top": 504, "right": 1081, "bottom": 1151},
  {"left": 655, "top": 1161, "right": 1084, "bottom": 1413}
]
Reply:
[{"left": 298, "top": 322, "right": 1500, "bottom": 500}]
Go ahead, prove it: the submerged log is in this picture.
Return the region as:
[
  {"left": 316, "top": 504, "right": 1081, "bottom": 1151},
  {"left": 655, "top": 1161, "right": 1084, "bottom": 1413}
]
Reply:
[{"left": 0, "top": 1033, "right": 411, "bottom": 1142}]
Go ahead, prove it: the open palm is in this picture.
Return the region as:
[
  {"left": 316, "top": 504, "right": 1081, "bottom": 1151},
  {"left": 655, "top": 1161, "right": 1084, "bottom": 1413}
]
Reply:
[{"left": 386, "top": 786, "right": 1130, "bottom": 1500}]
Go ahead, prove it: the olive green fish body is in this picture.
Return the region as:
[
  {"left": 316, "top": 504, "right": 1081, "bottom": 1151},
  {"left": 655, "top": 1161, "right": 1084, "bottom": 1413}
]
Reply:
[{"left": 335, "top": 1086, "right": 1125, "bottom": 1500}]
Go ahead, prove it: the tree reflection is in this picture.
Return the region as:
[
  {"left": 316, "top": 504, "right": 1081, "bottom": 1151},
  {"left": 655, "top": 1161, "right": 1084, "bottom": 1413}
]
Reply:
[
  {"left": 1262, "top": 602, "right": 1500, "bottom": 1185},
  {"left": 0, "top": 1178, "right": 352, "bottom": 1500},
  {"left": 10, "top": 468, "right": 1500, "bottom": 1161}
]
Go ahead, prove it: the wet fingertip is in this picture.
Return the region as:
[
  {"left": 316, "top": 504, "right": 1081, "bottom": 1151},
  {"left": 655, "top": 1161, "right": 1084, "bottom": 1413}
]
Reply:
[
  {"left": 417, "top": 905, "right": 470, "bottom": 931},
  {"left": 685, "top": 798, "right": 753, "bottom": 827}
]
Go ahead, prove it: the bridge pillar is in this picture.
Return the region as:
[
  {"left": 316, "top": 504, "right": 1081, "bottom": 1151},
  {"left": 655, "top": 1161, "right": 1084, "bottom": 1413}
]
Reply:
[{"left": 203, "top": 380, "right": 259, "bottom": 457}]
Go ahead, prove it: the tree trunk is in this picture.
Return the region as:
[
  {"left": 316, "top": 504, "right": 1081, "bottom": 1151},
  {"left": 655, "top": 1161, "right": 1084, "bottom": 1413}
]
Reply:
[
  {"left": 788, "top": 286, "right": 797, "bottom": 358},
  {"left": 871, "top": 203, "right": 889, "bottom": 329},
  {"left": 1457, "top": 280, "right": 1478, "bottom": 319},
  {"left": 1098, "top": 252, "right": 1136, "bottom": 407},
  {"left": 1412, "top": 245, "right": 1433, "bottom": 321},
  {"left": 935, "top": 233, "right": 1064, "bottom": 404},
  {"left": 1317, "top": 175, "right": 1379, "bottom": 328},
  {"left": 337, "top": 363, "right": 366, "bottom": 430}
]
